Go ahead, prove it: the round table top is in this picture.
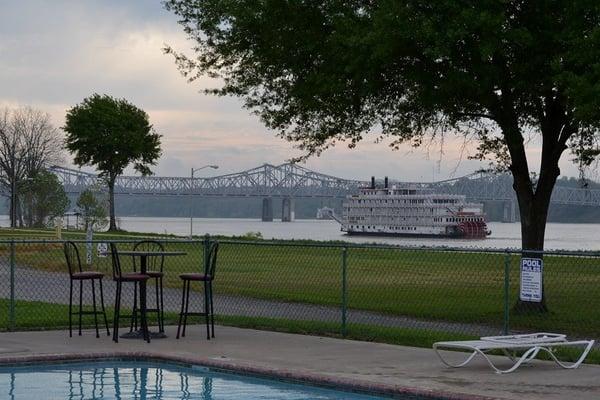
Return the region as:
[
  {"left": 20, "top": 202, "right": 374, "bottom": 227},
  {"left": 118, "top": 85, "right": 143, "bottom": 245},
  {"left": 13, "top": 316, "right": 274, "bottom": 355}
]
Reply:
[{"left": 117, "top": 250, "right": 187, "bottom": 257}]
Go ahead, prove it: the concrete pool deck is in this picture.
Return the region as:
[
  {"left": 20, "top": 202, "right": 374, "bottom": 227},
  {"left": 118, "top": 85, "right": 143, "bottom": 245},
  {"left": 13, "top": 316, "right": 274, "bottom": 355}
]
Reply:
[{"left": 0, "top": 325, "right": 597, "bottom": 400}]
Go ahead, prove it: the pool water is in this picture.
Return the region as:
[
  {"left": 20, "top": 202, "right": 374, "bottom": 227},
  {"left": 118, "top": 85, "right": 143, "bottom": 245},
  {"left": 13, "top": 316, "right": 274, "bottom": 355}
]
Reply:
[{"left": 0, "top": 361, "right": 391, "bottom": 399}]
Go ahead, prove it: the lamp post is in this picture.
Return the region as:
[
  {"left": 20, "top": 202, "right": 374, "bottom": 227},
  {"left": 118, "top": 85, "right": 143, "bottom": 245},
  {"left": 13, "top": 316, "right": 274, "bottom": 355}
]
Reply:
[
  {"left": 190, "top": 165, "right": 219, "bottom": 238},
  {"left": 10, "top": 152, "right": 18, "bottom": 229}
]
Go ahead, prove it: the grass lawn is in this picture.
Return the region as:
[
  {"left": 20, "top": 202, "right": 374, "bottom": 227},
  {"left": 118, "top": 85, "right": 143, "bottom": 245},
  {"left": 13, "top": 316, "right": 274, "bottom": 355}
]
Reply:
[
  {"left": 0, "top": 298, "right": 181, "bottom": 331},
  {"left": 0, "top": 228, "right": 599, "bottom": 340}
]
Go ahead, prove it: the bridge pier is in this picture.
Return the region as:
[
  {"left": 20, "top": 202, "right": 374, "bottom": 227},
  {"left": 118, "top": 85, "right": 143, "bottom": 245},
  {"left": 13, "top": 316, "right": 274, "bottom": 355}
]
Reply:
[
  {"left": 502, "top": 200, "right": 517, "bottom": 223},
  {"left": 262, "top": 198, "right": 273, "bottom": 222},
  {"left": 281, "top": 197, "right": 295, "bottom": 222}
]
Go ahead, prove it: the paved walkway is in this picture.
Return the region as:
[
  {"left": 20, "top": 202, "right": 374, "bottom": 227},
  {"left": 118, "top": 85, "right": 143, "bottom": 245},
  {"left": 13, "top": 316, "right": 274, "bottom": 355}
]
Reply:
[
  {"left": 0, "top": 265, "right": 501, "bottom": 336},
  {"left": 0, "top": 326, "right": 597, "bottom": 399}
]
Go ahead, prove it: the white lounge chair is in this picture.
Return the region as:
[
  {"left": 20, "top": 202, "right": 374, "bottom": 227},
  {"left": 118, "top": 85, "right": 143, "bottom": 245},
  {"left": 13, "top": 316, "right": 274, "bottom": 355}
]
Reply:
[{"left": 433, "top": 333, "right": 595, "bottom": 374}]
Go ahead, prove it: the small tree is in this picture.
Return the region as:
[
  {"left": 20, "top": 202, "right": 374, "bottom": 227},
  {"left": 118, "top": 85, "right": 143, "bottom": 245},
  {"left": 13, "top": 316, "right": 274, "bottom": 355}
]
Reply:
[
  {"left": 63, "top": 94, "right": 162, "bottom": 231},
  {"left": 76, "top": 188, "right": 108, "bottom": 232},
  {"left": 20, "top": 170, "right": 69, "bottom": 228},
  {"left": 0, "top": 106, "right": 63, "bottom": 227}
]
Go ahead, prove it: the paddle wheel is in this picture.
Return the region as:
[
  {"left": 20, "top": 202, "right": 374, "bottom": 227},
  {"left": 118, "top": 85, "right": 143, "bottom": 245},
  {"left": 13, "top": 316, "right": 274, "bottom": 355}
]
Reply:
[{"left": 457, "top": 217, "right": 491, "bottom": 238}]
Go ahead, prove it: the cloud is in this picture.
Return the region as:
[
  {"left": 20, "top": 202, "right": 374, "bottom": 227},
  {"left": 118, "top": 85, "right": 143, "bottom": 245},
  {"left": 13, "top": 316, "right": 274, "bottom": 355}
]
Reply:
[{"left": 0, "top": 1, "right": 583, "bottom": 182}]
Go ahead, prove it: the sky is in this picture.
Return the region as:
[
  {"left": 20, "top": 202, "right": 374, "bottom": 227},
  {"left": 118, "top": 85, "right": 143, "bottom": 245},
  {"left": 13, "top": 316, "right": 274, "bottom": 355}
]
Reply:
[{"left": 0, "top": 1, "right": 585, "bottom": 182}]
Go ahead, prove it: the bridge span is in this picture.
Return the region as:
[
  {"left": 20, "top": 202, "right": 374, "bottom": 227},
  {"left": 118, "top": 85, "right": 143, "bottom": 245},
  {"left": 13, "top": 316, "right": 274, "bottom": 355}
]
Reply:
[{"left": 49, "top": 163, "right": 600, "bottom": 223}]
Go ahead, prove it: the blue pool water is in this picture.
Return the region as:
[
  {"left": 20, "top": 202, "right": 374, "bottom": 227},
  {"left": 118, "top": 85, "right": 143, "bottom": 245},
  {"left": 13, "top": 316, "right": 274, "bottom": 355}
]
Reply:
[{"left": 0, "top": 361, "right": 392, "bottom": 399}]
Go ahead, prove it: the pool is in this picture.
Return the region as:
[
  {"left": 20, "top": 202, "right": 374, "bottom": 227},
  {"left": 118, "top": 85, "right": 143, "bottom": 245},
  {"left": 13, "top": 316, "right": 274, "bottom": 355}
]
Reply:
[{"left": 0, "top": 361, "right": 392, "bottom": 399}]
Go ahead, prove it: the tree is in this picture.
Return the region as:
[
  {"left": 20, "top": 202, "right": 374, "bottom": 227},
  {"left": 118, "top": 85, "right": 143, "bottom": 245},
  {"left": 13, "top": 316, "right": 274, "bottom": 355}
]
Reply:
[
  {"left": 63, "top": 94, "right": 162, "bottom": 231},
  {"left": 0, "top": 107, "right": 63, "bottom": 227},
  {"left": 76, "top": 187, "right": 108, "bottom": 232},
  {"left": 20, "top": 170, "right": 69, "bottom": 228},
  {"left": 164, "top": 1, "right": 600, "bottom": 254}
]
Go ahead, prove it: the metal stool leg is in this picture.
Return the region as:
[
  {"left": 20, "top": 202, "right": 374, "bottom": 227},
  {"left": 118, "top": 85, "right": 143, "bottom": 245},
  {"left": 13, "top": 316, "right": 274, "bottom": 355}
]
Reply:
[
  {"left": 69, "top": 280, "right": 73, "bottom": 337},
  {"left": 130, "top": 282, "right": 138, "bottom": 332},
  {"left": 140, "top": 281, "right": 150, "bottom": 344},
  {"left": 159, "top": 277, "right": 165, "bottom": 333},
  {"left": 113, "top": 282, "right": 121, "bottom": 343},
  {"left": 182, "top": 280, "right": 191, "bottom": 337},
  {"left": 78, "top": 280, "right": 83, "bottom": 336},
  {"left": 209, "top": 282, "right": 215, "bottom": 338},
  {"left": 155, "top": 277, "right": 162, "bottom": 332},
  {"left": 91, "top": 279, "right": 99, "bottom": 338},
  {"left": 99, "top": 279, "right": 110, "bottom": 336},
  {"left": 204, "top": 281, "right": 210, "bottom": 340},
  {"left": 176, "top": 280, "right": 187, "bottom": 339}
]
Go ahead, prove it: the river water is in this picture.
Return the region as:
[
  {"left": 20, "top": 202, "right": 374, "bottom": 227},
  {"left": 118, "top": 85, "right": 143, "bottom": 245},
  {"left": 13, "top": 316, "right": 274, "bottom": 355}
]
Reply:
[
  {"left": 2, "top": 214, "right": 596, "bottom": 250},
  {"left": 113, "top": 217, "right": 599, "bottom": 251}
]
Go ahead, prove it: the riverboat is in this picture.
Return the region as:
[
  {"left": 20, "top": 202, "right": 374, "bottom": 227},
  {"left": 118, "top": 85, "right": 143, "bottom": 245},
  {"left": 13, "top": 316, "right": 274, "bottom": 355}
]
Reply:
[{"left": 341, "top": 177, "right": 490, "bottom": 238}]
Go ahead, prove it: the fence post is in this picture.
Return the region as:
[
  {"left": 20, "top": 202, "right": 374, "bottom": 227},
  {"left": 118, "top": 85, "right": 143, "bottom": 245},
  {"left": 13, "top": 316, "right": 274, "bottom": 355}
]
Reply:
[
  {"left": 9, "top": 240, "right": 16, "bottom": 331},
  {"left": 503, "top": 249, "right": 511, "bottom": 335},
  {"left": 341, "top": 246, "right": 348, "bottom": 337},
  {"left": 203, "top": 234, "right": 210, "bottom": 273}
]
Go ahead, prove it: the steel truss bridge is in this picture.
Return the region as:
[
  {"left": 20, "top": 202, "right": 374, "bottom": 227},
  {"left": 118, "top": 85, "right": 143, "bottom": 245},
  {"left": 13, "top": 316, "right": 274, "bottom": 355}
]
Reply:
[
  {"left": 49, "top": 163, "right": 364, "bottom": 198},
  {"left": 49, "top": 163, "right": 600, "bottom": 222},
  {"left": 49, "top": 163, "right": 600, "bottom": 205}
]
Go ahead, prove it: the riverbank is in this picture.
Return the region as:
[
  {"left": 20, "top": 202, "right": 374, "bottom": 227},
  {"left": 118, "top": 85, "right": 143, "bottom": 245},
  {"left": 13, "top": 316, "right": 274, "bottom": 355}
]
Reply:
[{"left": 3, "top": 216, "right": 600, "bottom": 250}]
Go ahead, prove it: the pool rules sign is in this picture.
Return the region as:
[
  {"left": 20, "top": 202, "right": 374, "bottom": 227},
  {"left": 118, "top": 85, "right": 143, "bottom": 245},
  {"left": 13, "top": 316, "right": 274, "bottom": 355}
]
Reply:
[{"left": 520, "top": 258, "right": 543, "bottom": 302}]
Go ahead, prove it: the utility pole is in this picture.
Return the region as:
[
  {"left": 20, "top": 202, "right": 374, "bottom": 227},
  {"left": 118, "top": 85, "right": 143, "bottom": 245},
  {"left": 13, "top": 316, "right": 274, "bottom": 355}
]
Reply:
[{"left": 10, "top": 152, "right": 16, "bottom": 228}]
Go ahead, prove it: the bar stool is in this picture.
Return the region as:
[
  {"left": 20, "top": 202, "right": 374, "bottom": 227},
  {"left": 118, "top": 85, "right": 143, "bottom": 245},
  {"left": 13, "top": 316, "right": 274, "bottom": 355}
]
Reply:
[
  {"left": 109, "top": 243, "right": 150, "bottom": 343},
  {"left": 64, "top": 241, "right": 110, "bottom": 338},
  {"left": 131, "top": 240, "right": 165, "bottom": 333},
  {"left": 177, "top": 242, "right": 219, "bottom": 340}
]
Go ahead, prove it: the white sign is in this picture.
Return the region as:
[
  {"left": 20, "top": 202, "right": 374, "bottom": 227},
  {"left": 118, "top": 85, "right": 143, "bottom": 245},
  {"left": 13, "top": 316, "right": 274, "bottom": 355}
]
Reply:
[
  {"left": 520, "top": 258, "right": 543, "bottom": 302},
  {"left": 97, "top": 243, "right": 108, "bottom": 258}
]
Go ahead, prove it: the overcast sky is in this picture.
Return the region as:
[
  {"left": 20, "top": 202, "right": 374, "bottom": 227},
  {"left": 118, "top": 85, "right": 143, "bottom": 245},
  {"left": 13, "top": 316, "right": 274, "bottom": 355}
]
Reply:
[{"left": 0, "top": 1, "right": 585, "bottom": 182}]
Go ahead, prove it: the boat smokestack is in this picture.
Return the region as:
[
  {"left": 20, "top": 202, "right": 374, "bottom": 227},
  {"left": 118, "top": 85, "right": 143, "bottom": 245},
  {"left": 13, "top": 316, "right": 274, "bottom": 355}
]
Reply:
[
  {"left": 384, "top": 176, "right": 389, "bottom": 188},
  {"left": 371, "top": 176, "right": 375, "bottom": 189}
]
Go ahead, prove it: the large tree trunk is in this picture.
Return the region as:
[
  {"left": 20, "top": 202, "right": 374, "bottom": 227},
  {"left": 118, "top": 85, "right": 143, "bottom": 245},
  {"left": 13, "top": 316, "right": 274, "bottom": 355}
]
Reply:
[
  {"left": 495, "top": 94, "right": 566, "bottom": 314},
  {"left": 516, "top": 181, "right": 553, "bottom": 251},
  {"left": 512, "top": 176, "right": 555, "bottom": 313},
  {"left": 108, "top": 176, "right": 117, "bottom": 231},
  {"left": 504, "top": 102, "right": 565, "bottom": 313}
]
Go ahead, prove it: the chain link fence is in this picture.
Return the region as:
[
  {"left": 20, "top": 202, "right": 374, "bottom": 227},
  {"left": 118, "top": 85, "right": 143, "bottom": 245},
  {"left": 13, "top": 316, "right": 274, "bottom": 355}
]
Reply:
[{"left": 0, "top": 237, "right": 598, "bottom": 344}]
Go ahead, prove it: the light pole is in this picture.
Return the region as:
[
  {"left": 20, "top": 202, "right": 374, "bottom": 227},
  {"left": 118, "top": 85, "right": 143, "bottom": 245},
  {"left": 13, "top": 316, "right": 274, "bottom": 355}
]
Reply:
[
  {"left": 10, "top": 152, "right": 18, "bottom": 229},
  {"left": 190, "top": 165, "right": 219, "bottom": 238}
]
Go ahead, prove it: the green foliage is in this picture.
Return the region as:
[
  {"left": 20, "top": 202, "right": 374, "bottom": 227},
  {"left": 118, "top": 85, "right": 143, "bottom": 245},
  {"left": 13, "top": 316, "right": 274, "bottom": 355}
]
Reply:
[
  {"left": 63, "top": 94, "right": 162, "bottom": 179},
  {"left": 242, "top": 231, "right": 263, "bottom": 239},
  {"left": 164, "top": 1, "right": 600, "bottom": 250},
  {"left": 164, "top": 1, "right": 600, "bottom": 161},
  {"left": 20, "top": 170, "right": 69, "bottom": 228},
  {"left": 63, "top": 94, "right": 162, "bottom": 230},
  {"left": 76, "top": 187, "right": 108, "bottom": 232}
]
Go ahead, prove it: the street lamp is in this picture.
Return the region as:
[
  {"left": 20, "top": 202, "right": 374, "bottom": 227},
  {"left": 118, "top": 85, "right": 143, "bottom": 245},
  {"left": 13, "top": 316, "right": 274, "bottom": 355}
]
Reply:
[{"left": 190, "top": 165, "right": 219, "bottom": 238}]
